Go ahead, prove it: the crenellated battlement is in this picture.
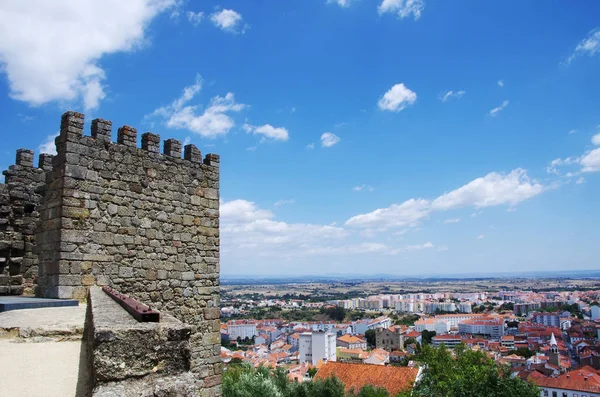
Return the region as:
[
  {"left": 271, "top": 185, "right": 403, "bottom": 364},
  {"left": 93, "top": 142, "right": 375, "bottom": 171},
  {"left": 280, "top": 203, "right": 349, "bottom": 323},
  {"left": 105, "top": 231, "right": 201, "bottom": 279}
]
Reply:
[
  {"left": 1, "top": 148, "right": 54, "bottom": 295},
  {"left": 56, "top": 111, "right": 219, "bottom": 167},
  {"left": 29, "top": 110, "right": 221, "bottom": 391}
]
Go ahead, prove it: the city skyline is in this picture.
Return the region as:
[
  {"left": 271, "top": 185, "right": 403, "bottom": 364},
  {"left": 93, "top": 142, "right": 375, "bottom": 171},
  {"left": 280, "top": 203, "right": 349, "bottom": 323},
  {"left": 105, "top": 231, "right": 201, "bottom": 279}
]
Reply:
[{"left": 0, "top": 1, "right": 599, "bottom": 275}]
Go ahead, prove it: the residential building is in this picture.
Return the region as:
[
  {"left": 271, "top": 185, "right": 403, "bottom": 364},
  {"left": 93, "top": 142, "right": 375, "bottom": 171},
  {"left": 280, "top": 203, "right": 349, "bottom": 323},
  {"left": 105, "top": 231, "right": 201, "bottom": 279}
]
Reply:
[
  {"left": 337, "top": 334, "right": 367, "bottom": 350},
  {"left": 336, "top": 347, "right": 368, "bottom": 362},
  {"left": 458, "top": 317, "right": 505, "bottom": 339},
  {"left": 533, "top": 366, "right": 600, "bottom": 397},
  {"left": 299, "top": 331, "right": 336, "bottom": 366},
  {"left": 376, "top": 327, "right": 405, "bottom": 352},
  {"left": 364, "top": 348, "right": 390, "bottom": 365},
  {"left": 500, "top": 335, "right": 515, "bottom": 350},
  {"left": 228, "top": 321, "right": 258, "bottom": 341},
  {"left": 354, "top": 316, "right": 392, "bottom": 335},
  {"left": 432, "top": 334, "right": 463, "bottom": 348},
  {"left": 514, "top": 302, "right": 541, "bottom": 315},
  {"left": 531, "top": 312, "right": 561, "bottom": 328},
  {"left": 591, "top": 305, "right": 600, "bottom": 321}
]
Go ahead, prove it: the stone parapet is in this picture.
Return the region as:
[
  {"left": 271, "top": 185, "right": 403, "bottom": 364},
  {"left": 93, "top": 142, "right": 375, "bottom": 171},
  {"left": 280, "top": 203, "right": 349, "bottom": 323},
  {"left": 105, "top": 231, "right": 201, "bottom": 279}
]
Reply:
[{"left": 85, "top": 287, "right": 191, "bottom": 388}]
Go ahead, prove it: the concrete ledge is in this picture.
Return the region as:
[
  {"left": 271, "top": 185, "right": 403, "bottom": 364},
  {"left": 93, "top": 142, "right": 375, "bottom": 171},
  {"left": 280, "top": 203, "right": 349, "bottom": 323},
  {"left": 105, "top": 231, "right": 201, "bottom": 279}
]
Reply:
[
  {"left": 86, "top": 286, "right": 193, "bottom": 391},
  {"left": 0, "top": 296, "right": 79, "bottom": 312}
]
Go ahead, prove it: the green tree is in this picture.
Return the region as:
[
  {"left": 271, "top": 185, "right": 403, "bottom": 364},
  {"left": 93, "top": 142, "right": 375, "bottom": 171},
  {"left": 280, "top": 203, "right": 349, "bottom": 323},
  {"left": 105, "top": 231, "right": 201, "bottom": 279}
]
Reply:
[
  {"left": 307, "top": 367, "right": 318, "bottom": 378},
  {"left": 348, "top": 385, "right": 390, "bottom": 397},
  {"left": 406, "top": 344, "right": 539, "bottom": 397},
  {"left": 365, "top": 329, "right": 376, "bottom": 347},
  {"left": 421, "top": 330, "right": 436, "bottom": 344},
  {"left": 223, "top": 364, "right": 283, "bottom": 397}
]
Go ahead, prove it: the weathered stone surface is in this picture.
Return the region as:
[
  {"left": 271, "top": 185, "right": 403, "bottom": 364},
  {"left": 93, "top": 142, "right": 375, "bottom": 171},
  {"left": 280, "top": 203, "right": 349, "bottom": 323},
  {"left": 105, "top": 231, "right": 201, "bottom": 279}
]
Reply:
[
  {"left": 25, "top": 111, "right": 222, "bottom": 394},
  {"left": 86, "top": 287, "right": 191, "bottom": 383},
  {"left": 1, "top": 150, "right": 51, "bottom": 295}
]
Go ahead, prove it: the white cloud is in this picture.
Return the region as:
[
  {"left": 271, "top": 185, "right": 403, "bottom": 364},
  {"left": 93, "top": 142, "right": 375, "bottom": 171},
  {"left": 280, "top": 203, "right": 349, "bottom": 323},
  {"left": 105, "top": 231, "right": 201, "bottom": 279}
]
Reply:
[
  {"left": 148, "top": 74, "right": 246, "bottom": 138},
  {"left": 580, "top": 149, "right": 600, "bottom": 173},
  {"left": 347, "top": 168, "right": 545, "bottom": 230},
  {"left": 0, "top": 0, "right": 176, "bottom": 110},
  {"left": 568, "top": 129, "right": 577, "bottom": 135},
  {"left": 244, "top": 124, "right": 289, "bottom": 141},
  {"left": 576, "top": 177, "right": 585, "bottom": 184},
  {"left": 432, "top": 168, "right": 544, "bottom": 211},
  {"left": 210, "top": 9, "right": 244, "bottom": 33},
  {"left": 38, "top": 132, "right": 59, "bottom": 155},
  {"left": 246, "top": 146, "right": 257, "bottom": 151},
  {"left": 489, "top": 100, "right": 509, "bottom": 116},
  {"left": 497, "top": 80, "right": 504, "bottom": 87},
  {"left": 378, "top": 83, "right": 417, "bottom": 112},
  {"left": 441, "top": 90, "right": 465, "bottom": 102},
  {"left": 476, "top": 234, "right": 485, "bottom": 240},
  {"left": 405, "top": 242, "right": 434, "bottom": 251},
  {"left": 444, "top": 218, "right": 460, "bottom": 224},
  {"left": 274, "top": 199, "right": 295, "bottom": 207},
  {"left": 353, "top": 184, "right": 375, "bottom": 192},
  {"left": 547, "top": 134, "right": 600, "bottom": 174},
  {"left": 327, "top": 0, "right": 353, "bottom": 7},
  {"left": 221, "top": 199, "right": 348, "bottom": 255},
  {"left": 221, "top": 200, "right": 274, "bottom": 223},
  {"left": 568, "top": 28, "right": 600, "bottom": 63},
  {"left": 306, "top": 143, "right": 315, "bottom": 150},
  {"left": 346, "top": 198, "right": 431, "bottom": 229},
  {"left": 187, "top": 11, "right": 204, "bottom": 26},
  {"left": 378, "top": 0, "right": 425, "bottom": 20},
  {"left": 321, "top": 132, "right": 341, "bottom": 148}
]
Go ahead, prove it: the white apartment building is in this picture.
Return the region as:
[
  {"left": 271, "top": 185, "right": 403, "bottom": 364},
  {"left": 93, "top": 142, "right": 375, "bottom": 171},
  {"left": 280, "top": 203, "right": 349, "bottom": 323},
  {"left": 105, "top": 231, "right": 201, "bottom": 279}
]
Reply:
[
  {"left": 414, "top": 318, "right": 450, "bottom": 334},
  {"left": 228, "top": 322, "right": 257, "bottom": 341},
  {"left": 299, "top": 331, "right": 337, "bottom": 366},
  {"left": 458, "top": 318, "right": 504, "bottom": 339},
  {"left": 591, "top": 305, "right": 600, "bottom": 321},
  {"left": 354, "top": 316, "right": 392, "bottom": 335},
  {"left": 531, "top": 312, "right": 561, "bottom": 327}
]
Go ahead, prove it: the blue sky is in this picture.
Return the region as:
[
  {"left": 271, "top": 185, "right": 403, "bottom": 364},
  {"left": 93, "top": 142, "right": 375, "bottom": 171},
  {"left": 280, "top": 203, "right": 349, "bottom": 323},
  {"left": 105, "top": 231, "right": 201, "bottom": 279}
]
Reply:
[{"left": 1, "top": 0, "right": 600, "bottom": 276}]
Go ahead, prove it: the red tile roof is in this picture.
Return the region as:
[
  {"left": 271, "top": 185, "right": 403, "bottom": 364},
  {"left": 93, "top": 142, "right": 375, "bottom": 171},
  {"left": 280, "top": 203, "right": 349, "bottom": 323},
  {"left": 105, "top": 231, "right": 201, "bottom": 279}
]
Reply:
[{"left": 314, "top": 362, "right": 419, "bottom": 395}]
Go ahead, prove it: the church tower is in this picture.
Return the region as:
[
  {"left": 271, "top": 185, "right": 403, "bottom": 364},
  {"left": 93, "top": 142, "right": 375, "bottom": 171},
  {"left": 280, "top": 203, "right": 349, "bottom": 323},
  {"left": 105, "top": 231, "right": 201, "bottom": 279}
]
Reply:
[{"left": 548, "top": 333, "right": 560, "bottom": 367}]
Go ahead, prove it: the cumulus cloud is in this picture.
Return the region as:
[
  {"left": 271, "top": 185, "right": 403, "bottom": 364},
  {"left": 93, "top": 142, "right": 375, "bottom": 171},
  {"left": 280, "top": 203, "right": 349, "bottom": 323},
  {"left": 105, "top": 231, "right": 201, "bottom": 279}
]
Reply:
[
  {"left": 346, "top": 198, "right": 431, "bottom": 229},
  {"left": 489, "top": 100, "right": 509, "bottom": 116},
  {"left": 441, "top": 90, "right": 466, "bottom": 102},
  {"left": 378, "top": 83, "right": 417, "bottom": 112},
  {"left": 321, "top": 132, "right": 341, "bottom": 147},
  {"left": 568, "top": 129, "right": 577, "bottom": 135},
  {"left": 378, "top": 0, "right": 425, "bottom": 20},
  {"left": 568, "top": 28, "right": 600, "bottom": 63},
  {"left": 547, "top": 133, "right": 600, "bottom": 174},
  {"left": 187, "top": 11, "right": 204, "bottom": 26},
  {"left": 38, "top": 132, "right": 59, "bottom": 155},
  {"left": 476, "top": 235, "right": 485, "bottom": 240},
  {"left": 431, "top": 168, "right": 544, "bottom": 211},
  {"left": 497, "top": 80, "right": 504, "bottom": 87},
  {"left": 210, "top": 9, "right": 244, "bottom": 33},
  {"left": 0, "top": 0, "right": 176, "bottom": 110},
  {"left": 148, "top": 74, "right": 246, "bottom": 138},
  {"left": 306, "top": 143, "right": 315, "bottom": 150},
  {"left": 243, "top": 124, "right": 289, "bottom": 141},
  {"left": 346, "top": 168, "right": 545, "bottom": 230},
  {"left": 353, "top": 184, "right": 375, "bottom": 192},
  {"left": 221, "top": 199, "right": 348, "bottom": 255}
]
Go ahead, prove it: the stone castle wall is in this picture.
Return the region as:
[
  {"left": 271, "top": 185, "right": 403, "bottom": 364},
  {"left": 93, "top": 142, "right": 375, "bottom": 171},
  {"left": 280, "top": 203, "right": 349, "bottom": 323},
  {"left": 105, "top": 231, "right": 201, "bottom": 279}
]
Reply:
[
  {"left": 0, "top": 150, "right": 52, "bottom": 295},
  {"left": 34, "top": 111, "right": 221, "bottom": 392}
]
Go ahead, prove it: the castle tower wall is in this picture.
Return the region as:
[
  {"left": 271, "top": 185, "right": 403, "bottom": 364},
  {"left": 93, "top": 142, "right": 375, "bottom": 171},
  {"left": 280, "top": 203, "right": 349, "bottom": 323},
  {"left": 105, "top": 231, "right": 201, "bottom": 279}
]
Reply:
[
  {"left": 0, "top": 150, "right": 52, "bottom": 295},
  {"left": 36, "top": 111, "right": 221, "bottom": 392}
]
